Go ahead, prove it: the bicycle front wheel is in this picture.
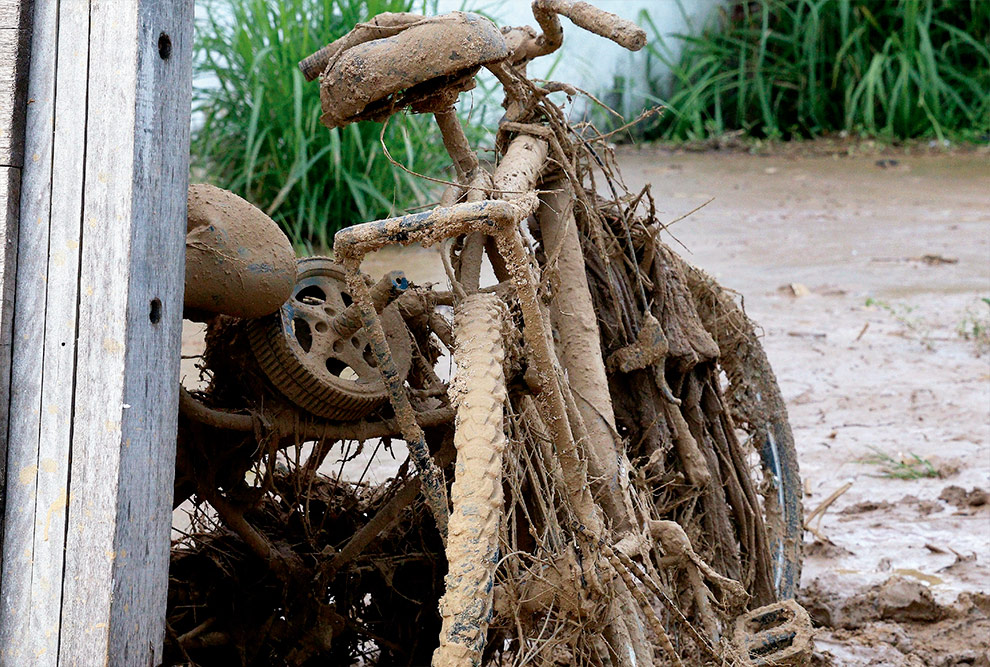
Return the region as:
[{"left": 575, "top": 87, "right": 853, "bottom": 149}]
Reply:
[{"left": 433, "top": 292, "right": 508, "bottom": 667}]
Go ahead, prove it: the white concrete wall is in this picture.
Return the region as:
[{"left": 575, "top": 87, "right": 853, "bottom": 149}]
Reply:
[{"left": 437, "top": 0, "right": 725, "bottom": 115}]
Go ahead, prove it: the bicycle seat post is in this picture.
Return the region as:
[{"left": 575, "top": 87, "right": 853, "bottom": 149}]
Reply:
[
  {"left": 433, "top": 107, "right": 479, "bottom": 182},
  {"left": 433, "top": 107, "right": 495, "bottom": 294}
]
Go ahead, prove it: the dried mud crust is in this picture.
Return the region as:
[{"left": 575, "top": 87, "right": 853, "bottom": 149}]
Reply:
[
  {"left": 166, "top": 476, "right": 449, "bottom": 666},
  {"left": 317, "top": 12, "right": 509, "bottom": 128},
  {"left": 170, "top": 181, "right": 802, "bottom": 665},
  {"left": 801, "top": 576, "right": 990, "bottom": 665},
  {"left": 584, "top": 198, "right": 785, "bottom": 608},
  {"left": 169, "top": 40, "right": 812, "bottom": 665},
  {"left": 185, "top": 183, "right": 296, "bottom": 320},
  {"left": 433, "top": 293, "right": 507, "bottom": 667},
  {"left": 247, "top": 257, "right": 412, "bottom": 421}
]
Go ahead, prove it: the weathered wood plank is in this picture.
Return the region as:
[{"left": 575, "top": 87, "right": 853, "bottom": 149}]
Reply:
[
  {"left": 0, "top": 6, "right": 32, "bottom": 510},
  {"left": 24, "top": 0, "right": 90, "bottom": 659},
  {"left": 0, "top": 0, "right": 24, "bottom": 27},
  {"left": 0, "top": 0, "right": 32, "bottom": 167},
  {"left": 56, "top": 0, "right": 192, "bottom": 663},
  {"left": 0, "top": 0, "right": 192, "bottom": 662},
  {"left": 0, "top": 6, "right": 29, "bottom": 542},
  {"left": 0, "top": 165, "right": 18, "bottom": 526},
  {"left": 0, "top": 0, "right": 53, "bottom": 658}
]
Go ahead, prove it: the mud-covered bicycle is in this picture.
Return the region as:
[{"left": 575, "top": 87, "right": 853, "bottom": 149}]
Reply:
[{"left": 169, "top": 3, "right": 810, "bottom": 665}]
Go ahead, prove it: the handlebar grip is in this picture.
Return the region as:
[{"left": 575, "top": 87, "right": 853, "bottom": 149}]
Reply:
[
  {"left": 300, "top": 44, "right": 334, "bottom": 82},
  {"left": 534, "top": 0, "right": 646, "bottom": 51}
]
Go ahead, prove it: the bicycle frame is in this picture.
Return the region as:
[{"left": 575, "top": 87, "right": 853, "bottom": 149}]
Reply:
[
  {"left": 287, "top": 3, "right": 808, "bottom": 666},
  {"left": 333, "top": 135, "right": 608, "bottom": 540}
]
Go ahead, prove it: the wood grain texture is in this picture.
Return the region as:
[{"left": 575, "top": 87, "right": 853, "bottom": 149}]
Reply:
[
  {"left": 0, "top": 0, "right": 29, "bottom": 544},
  {"left": 0, "top": 165, "right": 18, "bottom": 536},
  {"left": 59, "top": 0, "right": 192, "bottom": 663},
  {"left": 0, "top": 0, "right": 192, "bottom": 663},
  {"left": 0, "top": 0, "right": 24, "bottom": 27},
  {"left": 0, "top": 0, "right": 50, "bottom": 656},
  {"left": 26, "top": 0, "right": 89, "bottom": 659},
  {"left": 0, "top": 0, "right": 32, "bottom": 167}
]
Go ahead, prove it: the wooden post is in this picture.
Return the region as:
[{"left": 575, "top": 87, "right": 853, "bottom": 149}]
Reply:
[
  {"left": 0, "top": 0, "right": 192, "bottom": 664},
  {"left": 0, "top": 0, "right": 32, "bottom": 546}
]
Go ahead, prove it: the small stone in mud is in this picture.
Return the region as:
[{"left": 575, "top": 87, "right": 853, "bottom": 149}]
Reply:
[
  {"left": 878, "top": 576, "right": 940, "bottom": 623},
  {"left": 967, "top": 488, "right": 989, "bottom": 507},
  {"left": 899, "top": 495, "right": 944, "bottom": 516},
  {"left": 799, "top": 577, "right": 876, "bottom": 630},
  {"left": 919, "top": 253, "right": 959, "bottom": 265},
  {"left": 778, "top": 282, "right": 810, "bottom": 297},
  {"left": 940, "top": 485, "right": 968, "bottom": 507},
  {"left": 958, "top": 592, "right": 990, "bottom": 618},
  {"left": 840, "top": 499, "right": 895, "bottom": 514},
  {"left": 932, "top": 456, "right": 962, "bottom": 478},
  {"left": 939, "top": 485, "right": 989, "bottom": 509},
  {"left": 805, "top": 539, "right": 853, "bottom": 558}
]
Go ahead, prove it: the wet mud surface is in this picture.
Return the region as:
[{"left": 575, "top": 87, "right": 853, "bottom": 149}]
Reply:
[
  {"left": 181, "top": 146, "right": 990, "bottom": 663},
  {"left": 616, "top": 146, "right": 990, "bottom": 665}
]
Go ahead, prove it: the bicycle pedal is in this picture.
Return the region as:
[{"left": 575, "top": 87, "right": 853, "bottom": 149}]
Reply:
[
  {"left": 606, "top": 313, "right": 667, "bottom": 372},
  {"left": 733, "top": 599, "right": 813, "bottom": 666}
]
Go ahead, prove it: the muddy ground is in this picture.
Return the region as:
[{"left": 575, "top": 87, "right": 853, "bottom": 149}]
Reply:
[
  {"left": 615, "top": 146, "right": 990, "bottom": 665},
  {"left": 181, "top": 145, "right": 990, "bottom": 665}
]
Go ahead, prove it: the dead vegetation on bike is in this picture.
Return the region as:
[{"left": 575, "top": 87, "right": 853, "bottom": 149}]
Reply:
[{"left": 166, "top": 3, "right": 811, "bottom": 665}]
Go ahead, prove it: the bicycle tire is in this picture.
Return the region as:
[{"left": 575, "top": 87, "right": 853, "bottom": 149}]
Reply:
[
  {"left": 679, "top": 260, "right": 804, "bottom": 599},
  {"left": 433, "top": 293, "right": 508, "bottom": 667}
]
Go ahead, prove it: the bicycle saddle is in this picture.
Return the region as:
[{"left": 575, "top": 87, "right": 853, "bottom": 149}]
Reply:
[{"left": 318, "top": 12, "right": 508, "bottom": 129}]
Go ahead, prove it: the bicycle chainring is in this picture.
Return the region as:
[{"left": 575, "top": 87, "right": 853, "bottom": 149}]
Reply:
[{"left": 247, "top": 257, "right": 412, "bottom": 421}]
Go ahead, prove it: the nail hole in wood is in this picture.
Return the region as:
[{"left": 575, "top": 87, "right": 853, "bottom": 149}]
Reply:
[
  {"left": 158, "top": 32, "right": 172, "bottom": 60},
  {"left": 150, "top": 298, "right": 162, "bottom": 324}
]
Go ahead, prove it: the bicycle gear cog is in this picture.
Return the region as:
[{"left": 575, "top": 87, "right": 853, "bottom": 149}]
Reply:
[{"left": 247, "top": 257, "right": 412, "bottom": 421}]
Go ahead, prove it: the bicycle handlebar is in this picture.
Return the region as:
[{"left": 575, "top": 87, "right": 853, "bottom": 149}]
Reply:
[
  {"left": 531, "top": 0, "right": 646, "bottom": 54},
  {"left": 334, "top": 197, "right": 538, "bottom": 259}
]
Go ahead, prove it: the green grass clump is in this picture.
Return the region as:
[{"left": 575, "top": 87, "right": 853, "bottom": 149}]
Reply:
[
  {"left": 957, "top": 297, "right": 990, "bottom": 355},
  {"left": 641, "top": 0, "right": 990, "bottom": 142},
  {"left": 193, "top": 0, "right": 448, "bottom": 251},
  {"left": 858, "top": 447, "right": 938, "bottom": 480}
]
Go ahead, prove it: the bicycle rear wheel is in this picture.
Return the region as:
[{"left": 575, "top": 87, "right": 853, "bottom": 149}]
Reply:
[
  {"left": 433, "top": 293, "right": 508, "bottom": 667},
  {"left": 680, "top": 260, "right": 804, "bottom": 599},
  {"left": 580, "top": 201, "right": 802, "bottom": 616}
]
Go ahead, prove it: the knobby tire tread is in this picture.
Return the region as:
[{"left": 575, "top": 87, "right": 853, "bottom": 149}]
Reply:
[{"left": 433, "top": 293, "right": 507, "bottom": 667}]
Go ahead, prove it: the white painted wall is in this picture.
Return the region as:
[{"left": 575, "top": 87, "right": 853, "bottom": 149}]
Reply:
[{"left": 437, "top": 0, "right": 725, "bottom": 115}]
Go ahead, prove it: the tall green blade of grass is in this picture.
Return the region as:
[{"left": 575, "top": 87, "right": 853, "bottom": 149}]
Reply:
[{"left": 641, "top": 0, "right": 990, "bottom": 142}]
